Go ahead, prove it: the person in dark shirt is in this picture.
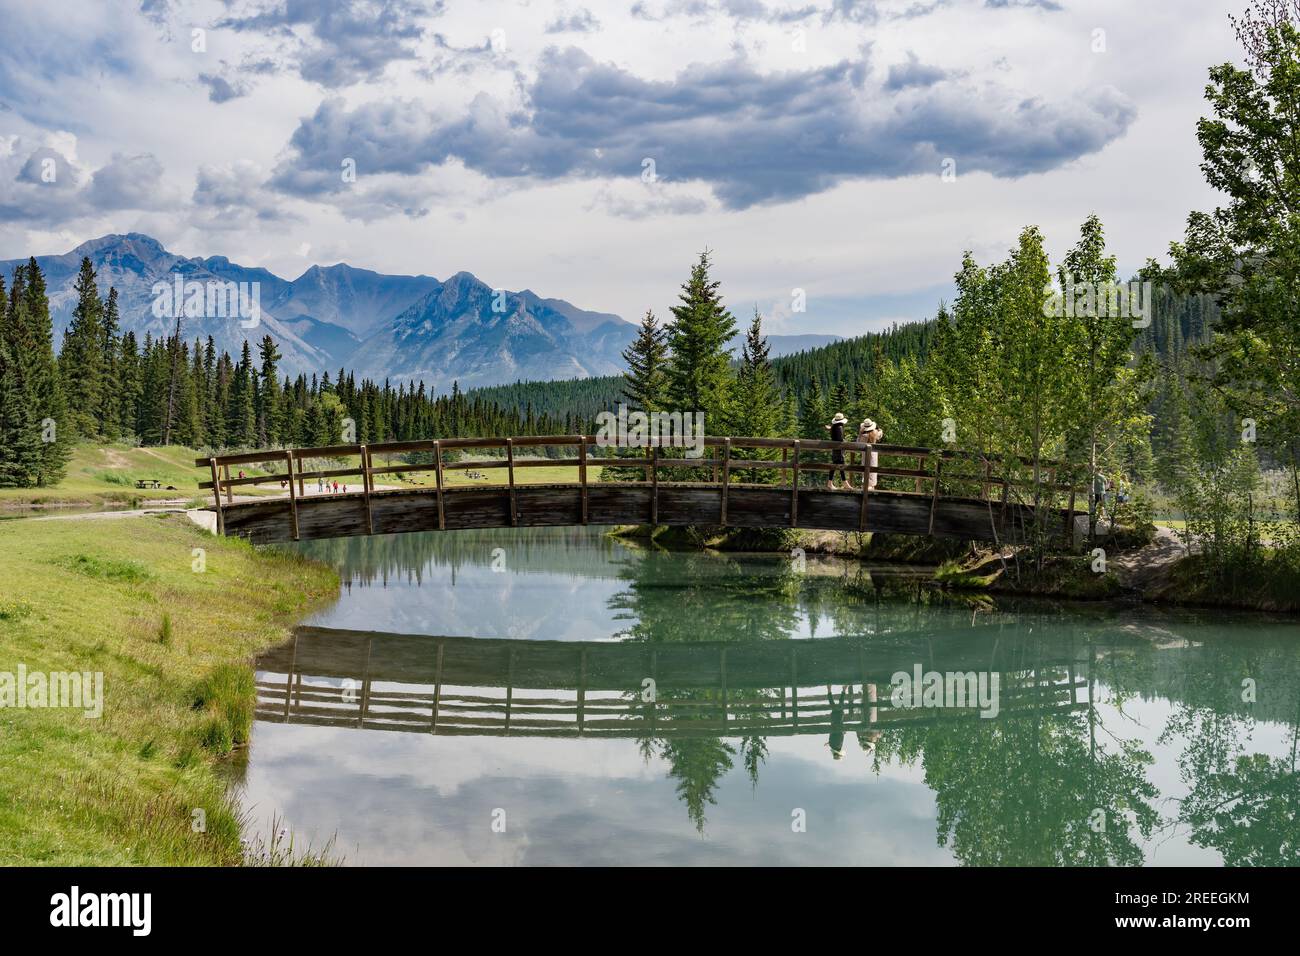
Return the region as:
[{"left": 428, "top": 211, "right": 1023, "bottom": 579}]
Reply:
[
  {"left": 826, "top": 684, "right": 851, "bottom": 759},
  {"left": 825, "top": 411, "right": 849, "bottom": 489}
]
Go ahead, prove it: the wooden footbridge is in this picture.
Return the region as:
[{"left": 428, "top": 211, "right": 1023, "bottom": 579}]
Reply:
[
  {"left": 254, "top": 626, "right": 1090, "bottom": 740},
  {"left": 198, "top": 435, "right": 1084, "bottom": 546}
]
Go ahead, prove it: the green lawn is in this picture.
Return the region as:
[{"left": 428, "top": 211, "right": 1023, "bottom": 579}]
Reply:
[
  {"left": 0, "top": 443, "right": 217, "bottom": 508},
  {"left": 0, "top": 514, "right": 338, "bottom": 864},
  {"left": 0, "top": 443, "right": 618, "bottom": 513},
  {"left": 0, "top": 443, "right": 290, "bottom": 509}
]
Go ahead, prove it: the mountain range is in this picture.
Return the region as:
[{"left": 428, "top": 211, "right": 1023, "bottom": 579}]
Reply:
[{"left": 0, "top": 234, "right": 839, "bottom": 391}]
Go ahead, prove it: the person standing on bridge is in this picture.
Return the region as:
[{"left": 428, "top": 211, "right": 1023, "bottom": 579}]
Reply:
[
  {"left": 825, "top": 412, "right": 849, "bottom": 489},
  {"left": 859, "top": 419, "right": 882, "bottom": 490},
  {"left": 825, "top": 685, "right": 852, "bottom": 759}
]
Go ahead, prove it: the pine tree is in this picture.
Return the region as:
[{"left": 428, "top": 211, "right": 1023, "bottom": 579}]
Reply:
[
  {"left": 0, "top": 336, "right": 42, "bottom": 487},
  {"left": 15, "top": 260, "right": 71, "bottom": 484},
  {"left": 118, "top": 331, "right": 141, "bottom": 439},
  {"left": 665, "top": 251, "right": 737, "bottom": 424},
  {"left": 257, "top": 335, "right": 284, "bottom": 446},
  {"left": 60, "top": 257, "right": 106, "bottom": 437},
  {"left": 621, "top": 309, "right": 668, "bottom": 412},
  {"left": 732, "top": 309, "right": 785, "bottom": 482},
  {"left": 99, "top": 286, "right": 122, "bottom": 439},
  {"left": 225, "top": 341, "right": 256, "bottom": 447},
  {"left": 733, "top": 308, "right": 782, "bottom": 437},
  {"left": 799, "top": 378, "right": 828, "bottom": 440}
]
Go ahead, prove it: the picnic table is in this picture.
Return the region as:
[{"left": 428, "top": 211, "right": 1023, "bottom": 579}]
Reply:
[{"left": 134, "top": 479, "right": 162, "bottom": 490}]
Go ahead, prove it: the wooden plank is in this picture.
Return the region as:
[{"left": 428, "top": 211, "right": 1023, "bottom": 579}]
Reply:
[
  {"left": 284, "top": 450, "right": 299, "bottom": 541},
  {"left": 651, "top": 445, "right": 659, "bottom": 525},
  {"left": 579, "top": 438, "right": 589, "bottom": 524},
  {"left": 209, "top": 457, "right": 224, "bottom": 535},
  {"left": 223, "top": 463, "right": 232, "bottom": 504},
  {"left": 720, "top": 437, "right": 731, "bottom": 524},
  {"left": 434, "top": 440, "right": 446, "bottom": 530},
  {"left": 790, "top": 440, "right": 800, "bottom": 527},
  {"left": 360, "top": 444, "right": 374, "bottom": 535},
  {"left": 506, "top": 438, "right": 517, "bottom": 526},
  {"left": 928, "top": 454, "right": 941, "bottom": 536}
]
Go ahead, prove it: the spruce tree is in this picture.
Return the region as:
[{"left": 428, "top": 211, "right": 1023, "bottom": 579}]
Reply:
[
  {"left": 732, "top": 309, "right": 784, "bottom": 482},
  {"left": 0, "top": 337, "right": 42, "bottom": 487},
  {"left": 733, "top": 308, "right": 782, "bottom": 437},
  {"left": 665, "top": 251, "right": 737, "bottom": 424},
  {"left": 99, "top": 286, "right": 121, "bottom": 439},
  {"left": 60, "top": 256, "right": 106, "bottom": 437},
  {"left": 621, "top": 309, "right": 668, "bottom": 412},
  {"left": 118, "top": 331, "right": 141, "bottom": 439},
  {"left": 257, "top": 335, "right": 283, "bottom": 446},
  {"left": 15, "top": 260, "right": 71, "bottom": 484}
]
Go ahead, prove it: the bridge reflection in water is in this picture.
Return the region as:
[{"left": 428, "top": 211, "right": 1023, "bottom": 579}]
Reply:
[{"left": 255, "top": 626, "right": 1090, "bottom": 739}]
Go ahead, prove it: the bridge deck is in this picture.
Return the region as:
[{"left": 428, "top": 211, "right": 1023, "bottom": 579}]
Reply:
[
  {"left": 216, "top": 481, "right": 1058, "bottom": 545},
  {"left": 198, "top": 435, "right": 1083, "bottom": 545}
]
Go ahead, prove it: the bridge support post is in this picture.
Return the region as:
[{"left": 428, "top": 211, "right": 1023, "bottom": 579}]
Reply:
[
  {"left": 506, "top": 438, "right": 517, "bottom": 526},
  {"left": 223, "top": 463, "right": 232, "bottom": 504},
  {"left": 434, "top": 440, "right": 446, "bottom": 530},
  {"left": 579, "top": 437, "right": 589, "bottom": 524},
  {"left": 650, "top": 444, "right": 659, "bottom": 525},
  {"left": 720, "top": 438, "right": 731, "bottom": 524},
  {"left": 928, "top": 454, "right": 942, "bottom": 536},
  {"left": 790, "top": 440, "right": 800, "bottom": 527},
  {"left": 360, "top": 444, "right": 374, "bottom": 535},
  {"left": 284, "top": 450, "right": 300, "bottom": 541},
  {"left": 208, "top": 457, "right": 224, "bottom": 535}
]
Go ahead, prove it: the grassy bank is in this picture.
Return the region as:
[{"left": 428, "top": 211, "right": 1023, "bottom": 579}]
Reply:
[
  {"left": 0, "top": 444, "right": 212, "bottom": 508},
  {"left": 0, "top": 514, "right": 338, "bottom": 864}
]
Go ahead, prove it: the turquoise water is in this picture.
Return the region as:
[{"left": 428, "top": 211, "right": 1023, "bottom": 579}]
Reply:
[{"left": 238, "top": 527, "right": 1299, "bottom": 865}]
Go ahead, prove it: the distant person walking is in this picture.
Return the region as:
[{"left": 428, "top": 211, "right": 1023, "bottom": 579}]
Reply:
[{"left": 825, "top": 412, "right": 849, "bottom": 489}]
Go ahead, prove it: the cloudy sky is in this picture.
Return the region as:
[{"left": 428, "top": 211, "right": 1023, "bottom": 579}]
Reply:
[{"left": 0, "top": 0, "right": 1244, "bottom": 336}]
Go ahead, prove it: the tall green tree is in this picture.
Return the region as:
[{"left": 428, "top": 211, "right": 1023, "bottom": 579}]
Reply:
[
  {"left": 257, "top": 334, "right": 284, "bottom": 446},
  {"left": 99, "top": 286, "right": 122, "bottom": 439},
  {"left": 621, "top": 309, "right": 669, "bottom": 412},
  {"left": 665, "top": 251, "right": 738, "bottom": 424},
  {"left": 1169, "top": 5, "right": 1300, "bottom": 518},
  {"left": 12, "top": 260, "right": 71, "bottom": 483},
  {"left": 59, "top": 256, "right": 106, "bottom": 437},
  {"left": 1057, "top": 214, "right": 1153, "bottom": 539},
  {"left": 732, "top": 309, "right": 786, "bottom": 482}
]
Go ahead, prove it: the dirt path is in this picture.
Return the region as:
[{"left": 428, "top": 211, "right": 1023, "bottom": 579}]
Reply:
[{"left": 1111, "top": 526, "right": 1188, "bottom": 592}]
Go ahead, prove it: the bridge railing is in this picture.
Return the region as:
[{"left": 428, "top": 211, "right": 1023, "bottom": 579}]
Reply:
[{"left": 195, "top": 435, "right": 1085, "bottom": 538}]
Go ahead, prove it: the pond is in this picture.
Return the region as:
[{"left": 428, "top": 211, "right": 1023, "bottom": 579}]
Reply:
[{"left": 237, "top": 527, "right": 1299, "bottom": 865}]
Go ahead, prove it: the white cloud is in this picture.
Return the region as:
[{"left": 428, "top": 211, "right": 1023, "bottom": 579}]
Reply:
[{"left": 0, "top": 0, "right": 1245, "bottom": 337}]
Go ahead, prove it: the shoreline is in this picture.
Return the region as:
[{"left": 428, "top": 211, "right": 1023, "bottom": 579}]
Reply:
[
  {"left": 0, "top": 513, "right": 339, "bottom": 865},
  {"left": 607, "top": 523, "right": 1300, "bottom": 615}
]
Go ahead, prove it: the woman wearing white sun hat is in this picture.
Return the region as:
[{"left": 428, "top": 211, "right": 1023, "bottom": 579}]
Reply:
[{"left": 858, "top": 418, "right": 882, "bottom": 490}]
